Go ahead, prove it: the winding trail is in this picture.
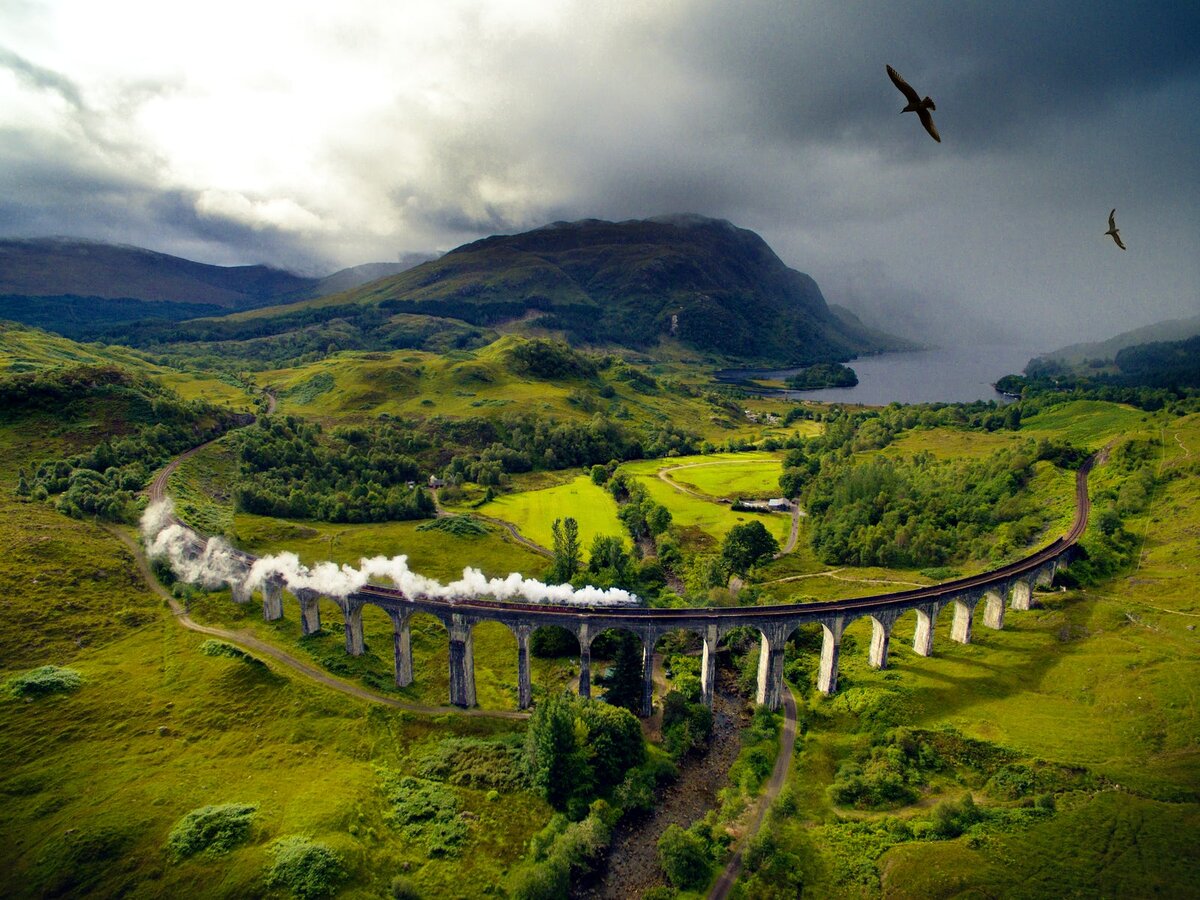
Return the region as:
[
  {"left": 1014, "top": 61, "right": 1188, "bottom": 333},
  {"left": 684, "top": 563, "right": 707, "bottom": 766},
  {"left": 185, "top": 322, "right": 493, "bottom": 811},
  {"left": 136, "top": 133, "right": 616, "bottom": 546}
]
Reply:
[{"left": 708, "top": 684, "right": 799, "bottom": 900}]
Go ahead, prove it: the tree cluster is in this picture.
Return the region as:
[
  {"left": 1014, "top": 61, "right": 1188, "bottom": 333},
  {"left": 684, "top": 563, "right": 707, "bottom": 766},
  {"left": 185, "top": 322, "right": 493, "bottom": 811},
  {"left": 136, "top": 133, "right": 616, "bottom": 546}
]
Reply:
[
  {"left": 524, "top": 692, "right": 646, "bottom": 815},
  {"left": 803, "top": 444, "right": 1042, "bottom": 568},
  {"left": 234, "top": 416, "right": 434, "bottom": 523}
]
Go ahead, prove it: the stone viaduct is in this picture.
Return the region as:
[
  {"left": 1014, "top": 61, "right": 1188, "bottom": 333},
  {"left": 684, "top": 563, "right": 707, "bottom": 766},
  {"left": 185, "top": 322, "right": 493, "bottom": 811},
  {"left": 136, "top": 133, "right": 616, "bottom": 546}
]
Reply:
[{"left": 206, "top": 459, "right": 1093, "bottom": 716}]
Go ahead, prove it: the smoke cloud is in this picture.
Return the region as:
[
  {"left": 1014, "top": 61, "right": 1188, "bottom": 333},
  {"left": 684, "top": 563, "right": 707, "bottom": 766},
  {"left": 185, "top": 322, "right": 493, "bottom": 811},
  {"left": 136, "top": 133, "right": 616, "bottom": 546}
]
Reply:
[{"left": 141, "top": 499, "right": 638, "bottom": 606}]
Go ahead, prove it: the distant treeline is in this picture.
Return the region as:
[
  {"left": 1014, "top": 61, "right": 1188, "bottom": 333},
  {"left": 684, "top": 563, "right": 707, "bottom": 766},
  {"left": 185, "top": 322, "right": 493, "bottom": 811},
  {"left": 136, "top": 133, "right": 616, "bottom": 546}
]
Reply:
[{"left": 1000, "top": 334, "right": 1200, "bottom": 411}]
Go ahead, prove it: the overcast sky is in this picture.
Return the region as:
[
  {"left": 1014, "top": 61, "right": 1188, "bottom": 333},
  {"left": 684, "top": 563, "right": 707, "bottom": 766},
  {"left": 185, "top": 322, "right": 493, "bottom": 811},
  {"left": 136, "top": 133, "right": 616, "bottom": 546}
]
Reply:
[{"left": 1, "top": 1, "right": 1197, "bottom": 345}]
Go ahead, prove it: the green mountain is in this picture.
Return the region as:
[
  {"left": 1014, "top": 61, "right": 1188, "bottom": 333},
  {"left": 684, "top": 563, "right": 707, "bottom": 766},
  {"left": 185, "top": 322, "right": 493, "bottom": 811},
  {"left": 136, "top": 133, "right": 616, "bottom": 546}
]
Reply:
[
  {"left": 318, "top": 215, "right": 896, "bottom": 365},
  {"left": 0, "top": 238, "right": 426, "bottom": 339}
]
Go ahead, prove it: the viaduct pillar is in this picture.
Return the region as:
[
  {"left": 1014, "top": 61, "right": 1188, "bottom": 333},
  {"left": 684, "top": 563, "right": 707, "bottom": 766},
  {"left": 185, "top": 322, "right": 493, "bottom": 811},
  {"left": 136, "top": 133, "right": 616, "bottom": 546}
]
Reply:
[
  {"left": 1010, "top": 579, "right": 1033, "bottom": 611},
  {"left": 700, "top": 624, "right": 720, "bottom": 708},
  {"left": 951, "top": 596, "right": 975, "bottom": 644},
  {"left": 913, "top": 603, "right": 938, "bottom": 657},
  {"left": 341, "top": 600, "right": 364, "bottom": 657},
  {"left": 984, "top": 589, "right": 1006, "bottom": 630},
  {"left": 818, "top": 617, "right": 846, "bottom": 695},
  {"left": 262, "top": 576, "right": 284, "bottom": 622},
  {"left": 388, "top": 610, "right": 412, "bottom": 687},
  {"left": 294, "top": 588, "right": 322, "bottom": 636},
  {"left": 448, "top": 614, "right": 476, "bottom": 708},
  {"left": 515, "top": 624, "right": 532, "bottom": 711},
  {"left": 229, "top": 576, "right": 251, "bottom": 605},
  {"left": 639, "top": 631, "right": 658, "bottom": 718},
  {"left": 577, "top": 623, "right": 593, "bottom": 699},
  {"left": 755, "top": 624, "right": 790, "bottom": 711},
  {"left": 869, "top": 611, "right": 899, "bottom": 669}
]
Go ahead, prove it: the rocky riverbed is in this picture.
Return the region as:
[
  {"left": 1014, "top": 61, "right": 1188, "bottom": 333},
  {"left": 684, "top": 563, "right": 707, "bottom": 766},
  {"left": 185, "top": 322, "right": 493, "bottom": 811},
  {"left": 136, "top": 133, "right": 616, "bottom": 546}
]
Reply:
[{"left": 575, "top": 675, "right": 750, "bottom": 899}]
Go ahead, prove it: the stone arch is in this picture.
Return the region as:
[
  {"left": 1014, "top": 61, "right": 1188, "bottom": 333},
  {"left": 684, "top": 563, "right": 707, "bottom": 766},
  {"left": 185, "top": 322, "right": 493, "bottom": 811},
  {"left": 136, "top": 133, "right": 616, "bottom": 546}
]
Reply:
[
  {"left": 404, "top": 611, "right": 451, "bottom": 700},
  {"left": 779, "top": 621, "right": 825, "bottom": 694},
  {"left": 653, "top": 626, "right": 710, "bottom": 710}
]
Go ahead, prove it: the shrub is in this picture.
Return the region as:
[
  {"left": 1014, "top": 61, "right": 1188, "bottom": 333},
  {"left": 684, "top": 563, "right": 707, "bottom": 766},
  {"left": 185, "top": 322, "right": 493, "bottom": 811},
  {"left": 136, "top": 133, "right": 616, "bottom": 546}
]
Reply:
[
  {"left": 264, "top": 836, "right": 347, "bottom": 899},
  {"left": 166, "top": 803, "right": 257, "bottom": 860},
  {"left": 199, "top": 639, "right": 266, "bottom": 668},
  {"left": 382, "top": 775, "right": 468, "bottom": 856},
  {"left": 929, "top": 793, "right": 986, "bottom": 839},
  {"left": 417, "top": 736, "right": 527, "bottom": 791},
  {"left": 6, "top": 665, "right": 83, "bottom": 698},
  {"left": 390, "top": 874, "right": 421, "bottom": 899},
  {"left": 657, "top": 823, "right": 711, "bottom": 890}
]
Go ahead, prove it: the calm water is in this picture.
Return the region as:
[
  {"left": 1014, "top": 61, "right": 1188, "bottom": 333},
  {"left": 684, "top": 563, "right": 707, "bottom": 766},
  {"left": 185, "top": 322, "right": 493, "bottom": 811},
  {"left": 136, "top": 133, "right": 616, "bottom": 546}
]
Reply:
[{"left": 722, "top": 344, "right": 1045, "bottom": 406}]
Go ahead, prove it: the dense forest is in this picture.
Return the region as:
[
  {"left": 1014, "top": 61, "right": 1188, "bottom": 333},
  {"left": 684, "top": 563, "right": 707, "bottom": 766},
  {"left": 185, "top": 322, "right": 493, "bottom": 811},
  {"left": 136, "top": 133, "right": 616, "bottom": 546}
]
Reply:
[{"left": 234, "top": 417, "right": 434, "bottom": 523}]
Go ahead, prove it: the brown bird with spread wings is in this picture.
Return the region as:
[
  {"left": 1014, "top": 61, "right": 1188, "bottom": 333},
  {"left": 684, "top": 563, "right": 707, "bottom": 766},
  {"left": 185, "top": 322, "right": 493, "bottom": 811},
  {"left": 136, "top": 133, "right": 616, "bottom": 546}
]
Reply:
[
  {"left": 1106, "top": 209, "right": 1126, "bottom": 249},
  {"left": 887, "top": 64, "right": 940, "bottom": 143}
]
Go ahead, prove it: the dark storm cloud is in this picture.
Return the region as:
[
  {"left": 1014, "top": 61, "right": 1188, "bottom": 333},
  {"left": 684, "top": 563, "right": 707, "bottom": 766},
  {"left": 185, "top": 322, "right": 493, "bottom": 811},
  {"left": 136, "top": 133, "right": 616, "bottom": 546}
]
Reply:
[{"left": 0, "top": 2, "right": 1196, "bottom": 342}]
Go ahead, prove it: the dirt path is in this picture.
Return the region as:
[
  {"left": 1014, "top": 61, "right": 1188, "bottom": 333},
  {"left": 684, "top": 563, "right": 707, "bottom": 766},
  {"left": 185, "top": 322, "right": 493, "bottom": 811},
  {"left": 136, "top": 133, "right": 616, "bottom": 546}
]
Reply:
[
  {"left": 469, "top": 512, "right": 553, "bottom": 558},
  {"left": 107, "top": 524, "right": 529, "bottom": 720},
  {"left": 707, "top": 684, "right": 798, "bottom": 900},
  {"left": 779, "top": 502, "right": 804, "bottom": 555},
  {"left": 576, "top": 679, "right": 750, "bottom": 900}
]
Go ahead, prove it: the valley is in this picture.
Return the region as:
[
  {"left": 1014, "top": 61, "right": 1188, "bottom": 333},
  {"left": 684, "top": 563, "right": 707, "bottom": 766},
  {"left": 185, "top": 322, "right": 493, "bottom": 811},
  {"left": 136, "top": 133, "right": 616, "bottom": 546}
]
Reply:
[{"left": 2, "top": 305, "right": 1197, "bottom": 897}]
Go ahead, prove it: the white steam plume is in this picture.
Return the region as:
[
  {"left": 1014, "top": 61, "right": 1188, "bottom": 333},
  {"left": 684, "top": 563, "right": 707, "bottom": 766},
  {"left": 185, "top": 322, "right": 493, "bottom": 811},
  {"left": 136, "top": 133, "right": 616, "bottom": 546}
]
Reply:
[{"left": 141, "top": 499, "right": 639, "bottom": 606}]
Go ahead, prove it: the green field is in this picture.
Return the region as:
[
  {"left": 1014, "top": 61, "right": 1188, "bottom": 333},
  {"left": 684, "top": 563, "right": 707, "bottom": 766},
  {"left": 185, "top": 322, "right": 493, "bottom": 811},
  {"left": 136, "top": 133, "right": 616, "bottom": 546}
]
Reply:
[
  {"left": 1019, "top": 398, "right": 1154, "bottom": 448},
  {"left": 5, "top": 320, "right": 1198, "bottom": 900},
  {"left": 663, "top": 452, "right": 784, "bottom": 499},
  {"left": 737, "top": 412, "right": 1200, "bottom": 898},
  {"left": 620, "top": 453, "right": 794, "bottom": 549},
  {"left": 466, "top": 473, "right": 626, "bottom": 553}
]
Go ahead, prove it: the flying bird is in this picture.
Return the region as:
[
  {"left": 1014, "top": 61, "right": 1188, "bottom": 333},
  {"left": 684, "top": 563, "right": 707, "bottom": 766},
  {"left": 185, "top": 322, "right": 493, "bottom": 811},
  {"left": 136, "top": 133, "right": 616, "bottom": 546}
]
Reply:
[
  {"left": 886, "top": 64, "right": 940, "bottom": 142},
  {"left": 1105, "top": 209, "right": 1126, "bottom": 250}
]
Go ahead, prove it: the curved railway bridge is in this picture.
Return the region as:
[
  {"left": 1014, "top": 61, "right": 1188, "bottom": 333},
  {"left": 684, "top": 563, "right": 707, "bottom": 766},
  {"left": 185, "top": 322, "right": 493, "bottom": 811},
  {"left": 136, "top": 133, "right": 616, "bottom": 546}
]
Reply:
[{"left": 184, "top": 457, "right": 1094, "bottom": 715}]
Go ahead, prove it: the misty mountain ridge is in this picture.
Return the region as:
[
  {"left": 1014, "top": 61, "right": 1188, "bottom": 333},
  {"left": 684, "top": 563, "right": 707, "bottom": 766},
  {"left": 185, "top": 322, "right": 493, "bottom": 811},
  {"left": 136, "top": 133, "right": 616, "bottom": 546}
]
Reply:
[
  {"left": 0, "top": 237, "right": 431, "bottom": 339},
  {"left": 327, "top": 214, "right": 902, "bottom": 365},
  {"left": 1034, "top": 313, "right": 1200, "bottom": 367}
]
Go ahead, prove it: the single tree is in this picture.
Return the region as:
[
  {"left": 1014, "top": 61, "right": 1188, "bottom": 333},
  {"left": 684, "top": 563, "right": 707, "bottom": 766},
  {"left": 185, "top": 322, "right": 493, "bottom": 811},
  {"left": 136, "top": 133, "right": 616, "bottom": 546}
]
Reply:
[
  {"left": 721, "top": 520, "right": 780, "bottom": 575},
  {"left": 551, "top": 517, "right": 582, "bottom": 582}
]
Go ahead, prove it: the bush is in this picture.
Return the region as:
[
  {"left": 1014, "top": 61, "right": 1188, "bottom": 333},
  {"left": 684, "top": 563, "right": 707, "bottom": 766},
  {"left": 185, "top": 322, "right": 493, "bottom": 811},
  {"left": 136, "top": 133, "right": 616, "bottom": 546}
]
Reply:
[
  {"left": 166, "top": 803, "right": 257, "bottom": 860},
  {"left": 929, "top": 793, "right": 986, "bottom": 839},
  {"left": 657, "top": 823, "right": 711, "bottom": 890},
  {"left": 264, "top": 837, "right": 347, "bottom": 899},
  {"left": 382, "top": 775, "right": 467, "bottom": 856},
  {"left": 199, "top": 639, "right": 266, "bottom": 668},
  {"left": 6, "top": 665, "right": 83, "bottom": 698},
  {"left": 416, "top": 736, "right": 527, "bottom": 791},
  {"left": 390, "top": 874, "right": 421, "bottom": 899}
]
